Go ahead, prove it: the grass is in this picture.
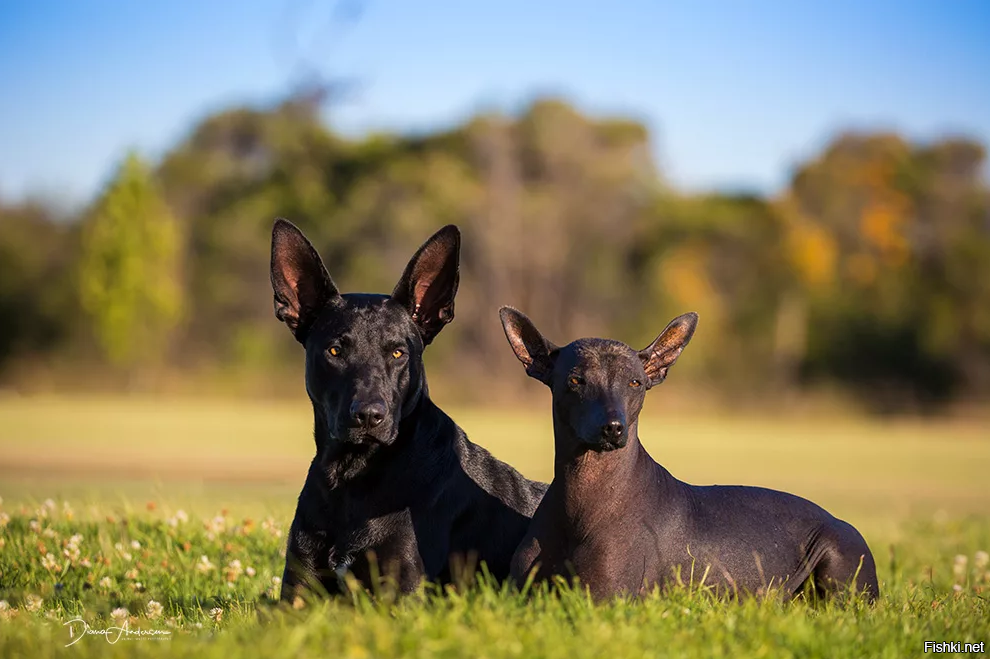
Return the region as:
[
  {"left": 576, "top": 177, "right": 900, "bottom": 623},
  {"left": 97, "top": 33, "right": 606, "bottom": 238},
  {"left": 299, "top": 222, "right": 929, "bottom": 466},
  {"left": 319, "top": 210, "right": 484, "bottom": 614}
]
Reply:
[{"left": 0, "top": 396, "right": 988, "bottom": 657}]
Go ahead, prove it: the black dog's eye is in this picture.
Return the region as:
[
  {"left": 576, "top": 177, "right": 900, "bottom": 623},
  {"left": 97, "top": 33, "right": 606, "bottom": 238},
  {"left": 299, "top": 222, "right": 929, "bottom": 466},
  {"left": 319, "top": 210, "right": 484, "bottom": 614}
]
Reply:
[
  {"left": 630, "top": 379, "right": 642, "bottom": 388},
  {"left": 328, "top": 346, "right": 342, "bottom": 358},
  {"left": 569, "top": 376, "right": 584, "bottom": 386},
  {"left": 392, "top": 349, "right": 405, "bottom": 359}
]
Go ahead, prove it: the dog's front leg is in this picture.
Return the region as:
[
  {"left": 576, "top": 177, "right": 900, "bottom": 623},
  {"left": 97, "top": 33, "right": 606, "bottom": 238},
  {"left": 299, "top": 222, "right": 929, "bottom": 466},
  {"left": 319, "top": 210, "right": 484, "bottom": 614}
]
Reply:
[
  {"left": 347, "top": 529, "right": 428, "bottom": 595},
  {"left": 280, "top": 518, "right": 341, "bottom": 601}
]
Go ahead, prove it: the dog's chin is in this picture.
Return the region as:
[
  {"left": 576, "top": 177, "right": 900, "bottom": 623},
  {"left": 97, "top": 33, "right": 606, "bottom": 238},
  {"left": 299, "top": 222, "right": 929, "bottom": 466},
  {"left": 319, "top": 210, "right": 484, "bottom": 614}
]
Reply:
[
  {"left": 337, "top": 426, "right": 395, "bottom": 447},
  {"left": 580, "top": 437, "right": 628, "bottom": 452}
]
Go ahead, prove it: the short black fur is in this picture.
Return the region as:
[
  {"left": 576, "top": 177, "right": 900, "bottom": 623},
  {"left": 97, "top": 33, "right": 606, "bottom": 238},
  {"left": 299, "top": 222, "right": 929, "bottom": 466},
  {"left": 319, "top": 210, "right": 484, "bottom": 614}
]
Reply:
[{"left": 271, "top": 220, "right": 547, "bottom": 598}]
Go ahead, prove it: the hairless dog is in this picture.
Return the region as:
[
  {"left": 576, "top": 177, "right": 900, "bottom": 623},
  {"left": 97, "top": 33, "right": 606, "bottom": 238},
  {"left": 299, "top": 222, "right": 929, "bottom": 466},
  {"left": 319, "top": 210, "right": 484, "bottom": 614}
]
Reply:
[{"left": 500, "top": 307, "right": 878, "bottom": 602}]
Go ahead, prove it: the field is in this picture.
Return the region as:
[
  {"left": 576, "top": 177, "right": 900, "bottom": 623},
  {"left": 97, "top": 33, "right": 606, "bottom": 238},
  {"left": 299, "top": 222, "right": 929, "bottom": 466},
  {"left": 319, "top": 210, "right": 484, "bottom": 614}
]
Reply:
[{"left": 0, "top": 396, "right": 988, "bottom": 658}]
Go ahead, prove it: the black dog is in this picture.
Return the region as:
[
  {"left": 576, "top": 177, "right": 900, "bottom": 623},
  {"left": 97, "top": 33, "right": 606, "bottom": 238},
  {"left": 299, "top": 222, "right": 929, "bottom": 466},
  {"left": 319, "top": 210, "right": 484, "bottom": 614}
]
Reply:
[
  {"left": 500, "top": 307, "right": 879, "bottom": 602},
  {"left": 270, "top": 220, "right": 547, "bottom": 599}
]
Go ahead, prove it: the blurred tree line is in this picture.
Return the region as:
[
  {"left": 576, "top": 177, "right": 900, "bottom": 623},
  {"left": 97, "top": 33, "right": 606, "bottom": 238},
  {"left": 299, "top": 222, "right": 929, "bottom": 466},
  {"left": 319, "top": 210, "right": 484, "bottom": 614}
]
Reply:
[{"left": 1, "top": 94, "right": 988, "bottom": 411}]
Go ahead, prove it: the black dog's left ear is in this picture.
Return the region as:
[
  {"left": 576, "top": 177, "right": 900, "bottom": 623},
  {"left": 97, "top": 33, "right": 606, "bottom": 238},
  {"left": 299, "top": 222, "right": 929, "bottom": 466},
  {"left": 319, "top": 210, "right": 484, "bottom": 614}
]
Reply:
[
  {"left": 638, "top": 312, "right": 698, "bottom": 388},
  {"left": 391, "top": 225, "right": 460, "bottom": 346}
]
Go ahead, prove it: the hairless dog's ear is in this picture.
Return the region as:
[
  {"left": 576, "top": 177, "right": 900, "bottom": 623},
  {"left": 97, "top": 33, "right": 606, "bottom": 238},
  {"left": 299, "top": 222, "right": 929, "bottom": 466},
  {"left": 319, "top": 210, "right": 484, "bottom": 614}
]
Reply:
[
  {"left": 499, "top": 307, "right": 558, "bottom": 386},
  {"left": 638, "top": 312, "right": 698, "bottom": 388},
  {"left": 271, "top": 219, "right": 340, "bottom": 344},
  {"left": 392, "top": 225, "right": 460, "bottom": 346}
]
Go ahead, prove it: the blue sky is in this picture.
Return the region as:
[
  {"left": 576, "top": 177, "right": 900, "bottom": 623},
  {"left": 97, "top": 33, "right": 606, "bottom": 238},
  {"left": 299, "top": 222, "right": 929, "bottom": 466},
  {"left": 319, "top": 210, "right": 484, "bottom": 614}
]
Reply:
[{"left": 1, "top": 0, "right": 988, "bottom": 207}]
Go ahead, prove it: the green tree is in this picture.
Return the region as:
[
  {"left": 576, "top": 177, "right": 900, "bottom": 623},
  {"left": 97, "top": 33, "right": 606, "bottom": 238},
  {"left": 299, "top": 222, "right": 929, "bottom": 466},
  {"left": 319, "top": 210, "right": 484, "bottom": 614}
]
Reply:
[{"left": 78, "top": 152, "right": 183, "bottom": 371}]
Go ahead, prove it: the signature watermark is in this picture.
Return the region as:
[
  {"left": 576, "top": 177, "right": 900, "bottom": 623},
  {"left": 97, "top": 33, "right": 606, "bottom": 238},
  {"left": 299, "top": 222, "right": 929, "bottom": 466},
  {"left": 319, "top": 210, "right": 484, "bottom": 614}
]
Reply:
[
  {"left": 63, "top": 618, "right": 172, "bottom": 647},
  {"left": 924, "top": 641, "right": 985, "bottom": 654}
]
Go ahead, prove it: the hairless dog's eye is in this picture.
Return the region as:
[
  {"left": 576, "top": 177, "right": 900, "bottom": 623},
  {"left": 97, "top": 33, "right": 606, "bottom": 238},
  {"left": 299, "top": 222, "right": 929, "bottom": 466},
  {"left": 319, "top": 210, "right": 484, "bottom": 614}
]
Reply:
[
  {"left": 392, "top": 349, "right": 405, "bottom": 359},
  {"left": 328, "top": 346, "right": 341, "bottom": 357},
  {"left": 630, "top": 379, "right": 642, "bottom": 388},
  {"left": 569, "top": 376, "right": 584, "bottom": 386}
]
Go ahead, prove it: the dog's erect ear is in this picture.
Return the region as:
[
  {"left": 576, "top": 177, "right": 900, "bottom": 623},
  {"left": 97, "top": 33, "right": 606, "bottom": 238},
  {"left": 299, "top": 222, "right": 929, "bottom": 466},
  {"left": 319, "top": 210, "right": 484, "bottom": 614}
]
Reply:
[
  {"left": 391, "top": 225, "right": 460, "bottom": 346},
  {"left": 499, "top": 307, "right": 557, "bottom": 386},
  {"left": 270, "top": 219, "right": 340, "bottom": 343},
  {"left": 638, "top": 312, "right": 698, "bottom": 388}
]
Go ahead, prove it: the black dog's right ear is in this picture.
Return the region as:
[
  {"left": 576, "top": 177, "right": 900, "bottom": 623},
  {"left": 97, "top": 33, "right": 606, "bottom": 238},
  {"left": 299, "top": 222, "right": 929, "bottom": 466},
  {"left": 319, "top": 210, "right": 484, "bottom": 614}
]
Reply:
[
  {"left": 499, "top": 307, "right": 557, "bottom": 385},
  {"left": 270, "top": 219, "right": 340, "bottom": 343},
  {"left": 391, "top": 225, "right": 461, "bottom": 347}
]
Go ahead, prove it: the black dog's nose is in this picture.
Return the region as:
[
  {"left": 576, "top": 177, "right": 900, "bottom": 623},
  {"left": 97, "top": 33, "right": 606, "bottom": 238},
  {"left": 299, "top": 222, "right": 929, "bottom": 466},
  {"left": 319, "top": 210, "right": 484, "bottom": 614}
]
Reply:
[
  {"left": 601, "top": 420, "right": 625, "bottom": 440},
  {"left": 350, "top": 401, "right": 386, "bottom": 429}
]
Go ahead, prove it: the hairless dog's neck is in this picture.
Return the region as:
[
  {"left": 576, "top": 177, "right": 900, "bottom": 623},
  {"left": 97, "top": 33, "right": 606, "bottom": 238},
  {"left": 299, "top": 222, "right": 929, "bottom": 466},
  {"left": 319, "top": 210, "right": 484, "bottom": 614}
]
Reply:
[{"left": 551, "top": 414, "right": 675, "bottom": 535}]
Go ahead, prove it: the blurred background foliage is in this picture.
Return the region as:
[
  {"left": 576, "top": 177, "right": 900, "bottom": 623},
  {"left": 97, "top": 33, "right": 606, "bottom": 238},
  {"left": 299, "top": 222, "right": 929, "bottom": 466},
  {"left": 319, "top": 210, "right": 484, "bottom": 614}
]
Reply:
[{"left": 1, "top": 92, "right": 988, "bottom": 412}]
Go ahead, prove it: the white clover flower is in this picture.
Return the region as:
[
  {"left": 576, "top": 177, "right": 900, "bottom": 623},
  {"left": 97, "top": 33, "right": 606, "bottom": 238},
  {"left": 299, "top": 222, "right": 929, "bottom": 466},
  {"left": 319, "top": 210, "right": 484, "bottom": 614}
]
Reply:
[
  {"left": 131, "top": 540, "right": 141, "bottom": 550},
  {"left": 42, "top": 527, "right": 57, "bottom": 538},
  {"left": 111, "top": 607, "right": 129, "bottom": 623},
  {"left": 975, "top": 550, "right": 989, "bottom": 569},
  {"left": 146, "top": 600, "right": 164, "bottom": 619},
  {"left": 69, "top": 533, "right": 83, "bottom": 546},
  {"left": 953, "top": 583, "right": 963, "bottom": 592},
  {"left": 271, "top": 576, "right": 282, "bottom": 587},
  {"left": 99, "top": 576, "right": 113, "bottom": 590},
  {"left": 225, "top": 559, "right": 244, "bottom": 582},
  {"left": 63, "top": 545, "right": 81, "bottom": 563},
  {"left": 24, "top": 594, "right": 43, "bottom": 612},
  {"left": 953, "top": 554, "right": 968, "bottom": 578},
  {"left": 125, "top": 568, "right": 139, "bottom": 580},
  {"left": 29, "top": 519, "right": 41, "bottom": 533},
  {"left": 41, "top": 552, "right": 60, "bottom": 572},
  {"left": 0, "top": 512, "right": 9, "bottom": 527},
  {"left": 261, "top": 517, "right": 282, "bottom": 538},
  {"left": 80, "top": 557, "right": 92, "bottom": 568},
  {"left": 0, "top": 600, "right": 8, "bottom": 611},
  {"left": 197, "top": 555, "right": 215, "bottom": 573},
  {"left": 176, "top": 509, "right": 189, "bottom": 523},
  {"left": 43, "top": 498, "right": 55, "bottom": 510},
  {"left": 205, "top": 516, "right": 226, "bottom": 535},
  {"left": 246, "top": 566, "right": 256, "bottom": 577},
  {"left": 209, "top": 607, "right": 223, "bottom": 623}
]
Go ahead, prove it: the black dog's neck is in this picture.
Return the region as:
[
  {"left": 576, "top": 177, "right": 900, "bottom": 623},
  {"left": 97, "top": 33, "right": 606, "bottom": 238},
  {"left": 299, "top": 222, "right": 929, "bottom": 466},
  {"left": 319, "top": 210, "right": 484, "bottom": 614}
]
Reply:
[{"left": 314, "top": 384, "right": 447, "bottom": 487}]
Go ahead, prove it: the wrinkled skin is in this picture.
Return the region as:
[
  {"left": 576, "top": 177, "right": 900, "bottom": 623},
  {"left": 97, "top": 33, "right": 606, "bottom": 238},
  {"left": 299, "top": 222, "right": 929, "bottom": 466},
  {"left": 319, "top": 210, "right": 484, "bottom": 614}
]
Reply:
[
  {"left": 501, "top": 307, "right": 879, "bottom": 603},
  {"left": 271, "top": 221, "right": 547, "bottom": 599}
]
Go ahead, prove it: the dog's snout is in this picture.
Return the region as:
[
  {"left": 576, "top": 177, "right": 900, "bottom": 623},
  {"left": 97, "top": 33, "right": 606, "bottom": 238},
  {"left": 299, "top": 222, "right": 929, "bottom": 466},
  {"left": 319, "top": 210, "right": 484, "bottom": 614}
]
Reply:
[
  {"left": 601, "top": 419, "right": 625, "bottom": 440},
  {"left": 350, "top": 400, "right": 386, "bottom": 429}
]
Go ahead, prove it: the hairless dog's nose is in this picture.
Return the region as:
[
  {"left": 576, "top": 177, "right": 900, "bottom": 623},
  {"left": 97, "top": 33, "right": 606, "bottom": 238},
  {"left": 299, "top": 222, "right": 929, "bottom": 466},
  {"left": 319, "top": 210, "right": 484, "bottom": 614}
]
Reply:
[
  {"left": 350, "top": 400, "right": 386, "bottom": 429},
  {"left": 601, "top": 419, "right": 625, "bottom": 440}
]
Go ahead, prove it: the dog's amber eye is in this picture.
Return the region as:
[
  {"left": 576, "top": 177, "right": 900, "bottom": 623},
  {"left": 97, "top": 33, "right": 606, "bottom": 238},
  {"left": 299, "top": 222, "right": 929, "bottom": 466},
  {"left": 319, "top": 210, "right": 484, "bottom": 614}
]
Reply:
[
  {"left": 569, "top": 376, "right": 584, "bottom": 386},
  {"left": 630, "top": 379, "right": 642, "bottom": 388},
  {"left": 392, "top": 349, "right": 404, "bottom": 359},
  {"left": 328, "top": 346, "right": 341, "bottom": 357}
]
